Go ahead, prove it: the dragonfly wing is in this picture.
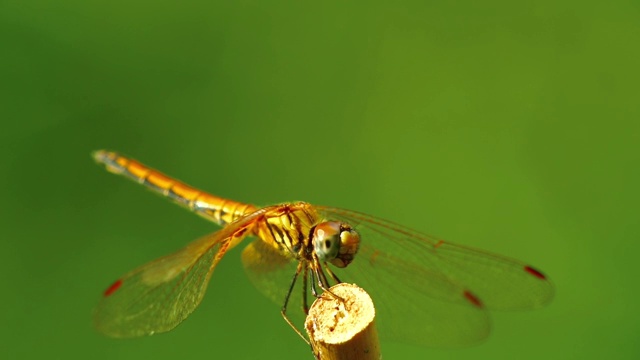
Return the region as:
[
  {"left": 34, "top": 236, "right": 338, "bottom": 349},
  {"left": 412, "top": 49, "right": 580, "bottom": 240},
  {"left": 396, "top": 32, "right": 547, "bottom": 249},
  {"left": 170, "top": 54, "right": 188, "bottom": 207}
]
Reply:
[
  {"left": 241, "top": 239, "right": 294, "bottom": 302},
  {"left": 93, "top": 213, "right": 260, "bottom": 338},
  {"left": 240, "top": 238, "right": 309, "bottom": 326},
  {"left": 318, "top": 206, "right": 554, "bottom": 346},
  {"left": 335, "top": 242, "right": 491, "bottom": 346}
]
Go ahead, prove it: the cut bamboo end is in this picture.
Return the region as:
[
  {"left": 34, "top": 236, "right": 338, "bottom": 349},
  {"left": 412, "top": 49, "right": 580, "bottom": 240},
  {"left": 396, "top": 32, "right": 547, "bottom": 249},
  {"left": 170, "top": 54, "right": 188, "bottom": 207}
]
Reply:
[{"left": 304, "top": 283, "right": 381, "bottom": 360}]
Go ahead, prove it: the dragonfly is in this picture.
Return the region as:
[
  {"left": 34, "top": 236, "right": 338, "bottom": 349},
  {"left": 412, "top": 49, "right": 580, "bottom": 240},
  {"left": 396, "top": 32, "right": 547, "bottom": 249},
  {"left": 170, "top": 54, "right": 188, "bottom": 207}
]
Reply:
[{"left": 92, "top": 150, "right": 554, "bottom": 346}]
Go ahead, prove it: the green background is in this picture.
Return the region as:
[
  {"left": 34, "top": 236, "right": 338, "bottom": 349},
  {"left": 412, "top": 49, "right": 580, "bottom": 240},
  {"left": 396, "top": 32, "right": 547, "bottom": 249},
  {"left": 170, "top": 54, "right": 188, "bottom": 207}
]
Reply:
[{"left": 2, "top": 0, "right": 638, "bottom": 359}]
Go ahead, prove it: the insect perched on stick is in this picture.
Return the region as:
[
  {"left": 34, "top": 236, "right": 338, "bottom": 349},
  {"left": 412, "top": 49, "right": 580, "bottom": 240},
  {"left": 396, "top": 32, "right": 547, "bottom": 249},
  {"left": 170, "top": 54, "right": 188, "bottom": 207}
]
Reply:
[{"left": 93, "top": 150, "right": 554, "bottom": 346}]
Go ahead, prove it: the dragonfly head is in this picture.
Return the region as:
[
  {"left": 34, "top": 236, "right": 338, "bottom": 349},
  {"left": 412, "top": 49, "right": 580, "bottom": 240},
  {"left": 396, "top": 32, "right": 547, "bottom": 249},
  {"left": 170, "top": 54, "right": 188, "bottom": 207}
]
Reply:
[{"left": 312, "top": 221, "right": 360, "bottom": 268}]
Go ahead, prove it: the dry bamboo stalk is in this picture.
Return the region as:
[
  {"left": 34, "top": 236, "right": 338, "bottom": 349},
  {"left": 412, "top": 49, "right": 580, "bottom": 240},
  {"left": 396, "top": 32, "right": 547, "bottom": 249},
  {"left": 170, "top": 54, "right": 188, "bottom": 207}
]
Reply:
[{"left": 304, "top": 283, "right": 381, "bottom": 360}]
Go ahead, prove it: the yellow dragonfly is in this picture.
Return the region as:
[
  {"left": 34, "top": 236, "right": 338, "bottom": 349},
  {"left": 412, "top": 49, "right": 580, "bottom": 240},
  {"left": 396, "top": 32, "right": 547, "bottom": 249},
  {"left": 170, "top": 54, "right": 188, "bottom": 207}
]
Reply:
[{"left": 92, "top": 150, "right": 554, "bottom": 346}]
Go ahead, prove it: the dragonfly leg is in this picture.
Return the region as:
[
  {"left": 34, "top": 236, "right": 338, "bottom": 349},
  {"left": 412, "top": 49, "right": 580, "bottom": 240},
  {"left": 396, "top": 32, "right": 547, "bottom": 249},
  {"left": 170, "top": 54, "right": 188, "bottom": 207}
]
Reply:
[
  {"left": 312, "top": 256, "right": 343, "bottom": 302},
  {"left": 324, "top": 265, "right": 342, "bottom": 285},
  {"left": 302, "top": 268, "right": 309, "bottom": 314},
  {"left": 281, "top": 261, "right": 310, "bottom": 345},
  {"left": 310, "top": 268, "right": 320, "bottom": 298}
]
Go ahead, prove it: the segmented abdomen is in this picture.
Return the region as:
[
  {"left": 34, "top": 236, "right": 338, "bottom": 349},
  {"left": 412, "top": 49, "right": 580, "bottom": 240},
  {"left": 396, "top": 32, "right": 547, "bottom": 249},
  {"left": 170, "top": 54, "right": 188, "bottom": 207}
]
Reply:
[{"left": 93, "top": 150, "right": 257, "bottom": 226}]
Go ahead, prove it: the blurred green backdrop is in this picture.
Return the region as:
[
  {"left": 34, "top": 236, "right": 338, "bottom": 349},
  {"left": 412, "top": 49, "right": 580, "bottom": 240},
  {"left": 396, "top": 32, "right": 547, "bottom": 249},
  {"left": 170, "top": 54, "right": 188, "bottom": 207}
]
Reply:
[{"left": 1, "top": 0, "right": 638, "bottom": 359}]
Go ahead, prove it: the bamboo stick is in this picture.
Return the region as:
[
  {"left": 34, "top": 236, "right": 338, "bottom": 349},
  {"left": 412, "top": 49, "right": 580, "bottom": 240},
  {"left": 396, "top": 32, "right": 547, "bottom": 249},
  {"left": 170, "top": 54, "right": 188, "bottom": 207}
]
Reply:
[{"left": 304, "top": 283, "right": 381, "bottom": 360}]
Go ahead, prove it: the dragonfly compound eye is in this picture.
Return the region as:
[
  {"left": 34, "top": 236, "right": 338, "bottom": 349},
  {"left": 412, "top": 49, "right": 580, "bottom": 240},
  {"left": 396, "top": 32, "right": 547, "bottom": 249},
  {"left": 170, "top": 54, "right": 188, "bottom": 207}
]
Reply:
[
  {"left": 313, "top": 222, "right": 360, "bottom": 268},
  {"left": 313, "top": 222, "right": 341, "bottom": 262}
]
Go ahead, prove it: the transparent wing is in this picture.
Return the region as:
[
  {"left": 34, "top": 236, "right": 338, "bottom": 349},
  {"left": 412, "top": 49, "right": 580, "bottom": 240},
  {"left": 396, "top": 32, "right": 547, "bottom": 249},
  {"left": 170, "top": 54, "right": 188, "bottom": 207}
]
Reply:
[
  {"left": 93, "top": 213, "right": 260, "bottom": 338},
  {"left": 240, "top": 238, "right": 308, "bottom": 327},
  {"left": 315, "top": 206, "right": 555, "bottom": 346}
]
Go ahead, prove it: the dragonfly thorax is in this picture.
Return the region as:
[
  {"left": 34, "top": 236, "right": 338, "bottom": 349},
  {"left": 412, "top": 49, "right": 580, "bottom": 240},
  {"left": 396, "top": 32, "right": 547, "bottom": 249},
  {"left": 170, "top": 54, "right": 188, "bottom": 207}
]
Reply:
[{"left": 312, "top": 221, "right": 360, "bottom": 268}]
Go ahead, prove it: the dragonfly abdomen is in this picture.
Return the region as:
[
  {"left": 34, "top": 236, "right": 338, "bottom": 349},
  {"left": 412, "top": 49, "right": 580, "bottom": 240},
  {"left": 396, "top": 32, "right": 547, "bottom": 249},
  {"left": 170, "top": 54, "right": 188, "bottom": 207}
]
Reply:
[{"left": 92, "top": 150, "right": 257, "bottom": 226}]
